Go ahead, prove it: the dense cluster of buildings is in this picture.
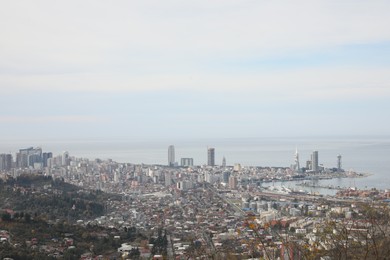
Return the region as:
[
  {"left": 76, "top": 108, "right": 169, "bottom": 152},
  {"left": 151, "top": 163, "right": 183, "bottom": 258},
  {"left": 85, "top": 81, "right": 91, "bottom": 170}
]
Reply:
[
  {"left": 0, "top": 145, "right": 343, "bottom": 175},
  {"left": 0, "top": 147, "right": 70, "bottom": 171},
  {"left": 1, "top": 145, "right": 377, "bottom": 259},
  {"left": 166, "top": 145, "right": 343, "bottom": 175}
]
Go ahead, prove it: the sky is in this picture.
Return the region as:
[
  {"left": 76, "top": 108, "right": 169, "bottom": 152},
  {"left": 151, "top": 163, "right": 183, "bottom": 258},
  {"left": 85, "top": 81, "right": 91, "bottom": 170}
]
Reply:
[{"left": 1, "top": 0, "right": 390, "bottom": 142}]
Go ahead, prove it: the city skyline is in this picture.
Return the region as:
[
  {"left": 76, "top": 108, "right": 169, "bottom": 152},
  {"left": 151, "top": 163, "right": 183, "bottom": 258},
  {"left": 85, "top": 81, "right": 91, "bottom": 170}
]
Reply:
[
  {"left": 1, "top": 140, "right": 388, "bottom": 190},
  {"left": 0, "top": 144, "right": 341, "bottom": 172},
  {"left": 1, "top": 1, "right": 390, "bottom": 141},
  {"left": 0, "top": 139, "right": 380, "bottom": 171}
]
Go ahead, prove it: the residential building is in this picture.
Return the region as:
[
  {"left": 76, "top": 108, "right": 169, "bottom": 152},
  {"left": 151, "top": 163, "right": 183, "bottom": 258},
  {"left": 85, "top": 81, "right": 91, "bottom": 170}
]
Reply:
[{"left": 180, "top": 158, "right": 193, "bottom": 167}]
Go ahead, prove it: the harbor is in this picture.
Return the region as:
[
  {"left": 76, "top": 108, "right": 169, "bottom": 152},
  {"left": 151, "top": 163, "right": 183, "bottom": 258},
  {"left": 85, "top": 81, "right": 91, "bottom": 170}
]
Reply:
[{"left": 296, "top": 182, "right": 345, "bottom": 190}]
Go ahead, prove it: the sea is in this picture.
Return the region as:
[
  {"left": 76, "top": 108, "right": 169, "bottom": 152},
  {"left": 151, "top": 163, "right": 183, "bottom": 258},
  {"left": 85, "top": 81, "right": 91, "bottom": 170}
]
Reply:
[{"left": 1, "top": 136, "right": 389, "bottom": 195}]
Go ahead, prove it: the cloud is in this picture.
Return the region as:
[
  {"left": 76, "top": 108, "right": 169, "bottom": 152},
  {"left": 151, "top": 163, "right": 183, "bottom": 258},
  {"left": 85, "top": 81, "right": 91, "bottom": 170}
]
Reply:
[
  {"left": 1, "top": 1, "right": 390, "bottom": 71},
  {"left": 1, "top": 1, "right": 390, "bottom": 139},
  {"left": 1, "top": 1, "right": 389, "bottom": 101}
]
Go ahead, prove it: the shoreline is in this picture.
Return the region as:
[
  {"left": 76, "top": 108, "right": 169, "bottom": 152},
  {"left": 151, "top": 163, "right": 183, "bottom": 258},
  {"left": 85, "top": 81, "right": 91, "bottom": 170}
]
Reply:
[{"left": 260, "top": 171, "right": 371, "bottom": 184}]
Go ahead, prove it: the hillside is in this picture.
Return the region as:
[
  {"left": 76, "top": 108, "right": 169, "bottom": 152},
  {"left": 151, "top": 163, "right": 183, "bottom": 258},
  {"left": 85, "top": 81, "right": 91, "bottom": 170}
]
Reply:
[{"left": 0, "top": 174, "right": 121, "bottom": 222}]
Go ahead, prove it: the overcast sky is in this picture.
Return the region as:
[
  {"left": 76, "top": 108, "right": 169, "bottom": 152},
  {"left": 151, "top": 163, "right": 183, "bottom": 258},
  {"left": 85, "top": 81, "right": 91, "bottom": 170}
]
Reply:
[{"left": 1, "top": 0, "right": 390, "bottom": 142}]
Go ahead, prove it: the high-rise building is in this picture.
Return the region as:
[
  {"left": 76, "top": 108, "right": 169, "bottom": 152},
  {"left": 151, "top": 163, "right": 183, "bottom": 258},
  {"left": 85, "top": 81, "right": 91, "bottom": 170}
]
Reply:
[
  {"left": 294, "top": 148, "right": 300, "bottom": 172},
  {"left": 229, "top": 176, "right": 238, "bottom": 189},
  {"left": 222, "top": 156, "right": 226, "bottom": 167},
  {"left": 180, "top": 158, "right": 193, "bottom": 167},
  {"left": 17, "top": 147, "right": 42, "bottom": 168},
  {"left": 0, "top": 154, "right": 13, "bottom": 171},
  {"left": 311, "top": 151, "right": 319, "bottom": 172},
  {"left": 337, "top": 154, "right": 342, "bottom": 172},
  {"left": 42, "top": 152, "right": 53, "bottom": 168},
  {"left": 207, "top": 148, "right": 215, "bottom": 166},
  {"left": 54, "top": 155, "right": 63, "bottom": 167},
  {"left": 62, "top": 151, "right": 69, "bottom": 166},
  {"left": 306, "top": 160, "right": 312, "bottom": 170},
  {"left": 168, "top": 145, "right": 175, "bottom": 167},
  {"left": 6, "top": 154, "right": 13, "bottom": 170},
  {"left": 28, "top": 147, "right": 42, "bottom": 167},
  {"left": 17, "top": 147, "right": 32, "bottom": 168}
]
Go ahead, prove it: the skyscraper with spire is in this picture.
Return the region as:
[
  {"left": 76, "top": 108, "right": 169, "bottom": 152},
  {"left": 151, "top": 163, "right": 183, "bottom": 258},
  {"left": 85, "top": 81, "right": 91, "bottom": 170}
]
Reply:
[
  {"left": 337, "top": 154, "right": 342, "bottom": 172},
  {"left": 294, "top": 148, "right": 300, "bottom": 172}
]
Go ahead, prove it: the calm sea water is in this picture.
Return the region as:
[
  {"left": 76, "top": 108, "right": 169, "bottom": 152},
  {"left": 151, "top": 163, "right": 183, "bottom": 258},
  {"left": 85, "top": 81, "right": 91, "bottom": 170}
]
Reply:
[{"left": 1, "top": 136, "right": 389, "bottom": 193}]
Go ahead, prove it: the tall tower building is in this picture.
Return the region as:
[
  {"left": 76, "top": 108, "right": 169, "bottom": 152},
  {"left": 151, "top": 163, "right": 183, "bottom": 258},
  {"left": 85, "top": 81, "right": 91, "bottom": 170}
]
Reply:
[
  {"left": 311, "top": 151, "right": 319, "bottom": 172},
  {"left": 168, "top": 145, "right": 175, "bottom": 167},
  {"left": 6, "top": 154, "right": 13, "bottom": 170},
  {"left": 294, "top": 148, "right": 300, "bottom": 172},
  {"left": 0, "top": 154, "right": 13, "bottom": 171},
  {"left": 222, "top": 156, "right": 226, "bottom": 167},
  {"left": 337, "top": 154, "right": 342, "bottom": 172},
  {"left": 207, "top": 148, "right": 215, "bottom": 166}
]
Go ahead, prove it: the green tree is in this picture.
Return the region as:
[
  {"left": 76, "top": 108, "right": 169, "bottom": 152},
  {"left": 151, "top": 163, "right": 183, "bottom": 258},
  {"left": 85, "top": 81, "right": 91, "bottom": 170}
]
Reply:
[{"left": 1, "top": 212, "right": 12, "bottom": 222}]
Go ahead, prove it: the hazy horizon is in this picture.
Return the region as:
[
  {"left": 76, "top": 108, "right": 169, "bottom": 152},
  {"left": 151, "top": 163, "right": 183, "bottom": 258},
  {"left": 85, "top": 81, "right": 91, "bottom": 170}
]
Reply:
[{"left": 1, "top": 135, "right": 389, "bottom": 166}]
